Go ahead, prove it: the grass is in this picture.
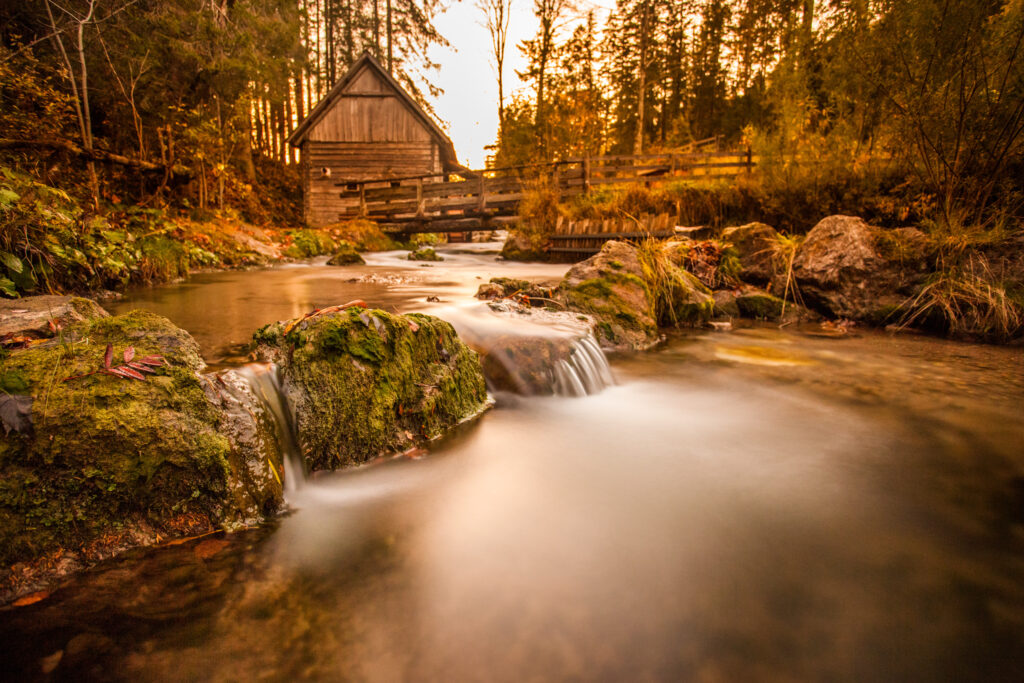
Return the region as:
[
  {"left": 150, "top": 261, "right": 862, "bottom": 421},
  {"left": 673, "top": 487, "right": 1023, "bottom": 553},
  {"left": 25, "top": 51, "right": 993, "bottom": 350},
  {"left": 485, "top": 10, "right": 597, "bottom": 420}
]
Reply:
[
  {"left": 895, "top": 255, "right": 1023, "bottom": 342},
  {"left": 769, "top": 233, "right": 805, "bottom": 314}
]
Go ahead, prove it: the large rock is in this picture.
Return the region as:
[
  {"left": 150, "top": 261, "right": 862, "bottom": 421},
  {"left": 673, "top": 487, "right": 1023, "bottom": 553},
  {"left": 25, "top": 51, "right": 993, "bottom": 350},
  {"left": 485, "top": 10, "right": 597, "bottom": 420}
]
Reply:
[
  {"left": 557, "top": 240, "right": 712, "bottom": 351},
  {"left": 253, "top": 307, "right": 488, "bottom": 471},
  {"left": 721, "top": 222, "right": 779, "bottom": 285},
  {"left": 557, "top": 241, "right": 658, "bottom": 351},
  {"left": 791, "top": 215, "right": 917, "bottom": 320},
  {"left": 0, "top": 308, "right": 283, "bottom": 579},
  {"left": 0, "top": 295, "right": 108, "bottom": 342}
]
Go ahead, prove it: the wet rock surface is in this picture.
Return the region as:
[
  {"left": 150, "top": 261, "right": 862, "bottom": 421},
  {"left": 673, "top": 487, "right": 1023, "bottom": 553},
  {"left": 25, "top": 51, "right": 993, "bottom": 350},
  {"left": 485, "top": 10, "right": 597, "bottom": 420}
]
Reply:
[
  {"left": 408, "top": 247, "right": 443, "bottom": 262},
  {"left": 0, "top": 306, "right": 282, "bottom": 599},
  {"left": 735, "top": 289, "right": 786, "bottom": 321},
  {"left": 326, "top": 241, "right": 366, "bottom": 266},
  {"left": 253, "top": 307, "right": 488, "bottom": 471}
]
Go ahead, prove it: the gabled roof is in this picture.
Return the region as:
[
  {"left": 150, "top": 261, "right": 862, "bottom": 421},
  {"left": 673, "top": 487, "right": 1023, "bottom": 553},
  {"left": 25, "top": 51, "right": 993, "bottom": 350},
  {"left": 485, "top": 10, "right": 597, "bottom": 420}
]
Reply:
[{"left": 288, "top": 52, "right": 462, "bottom": 172}]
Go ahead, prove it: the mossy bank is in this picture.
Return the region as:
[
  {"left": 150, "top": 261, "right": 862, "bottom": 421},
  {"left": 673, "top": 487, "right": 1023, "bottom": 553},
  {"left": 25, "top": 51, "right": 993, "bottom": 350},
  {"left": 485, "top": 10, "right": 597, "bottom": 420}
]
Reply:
[{"left": 0, "top": 307, "right": 286, "bottom": 596}]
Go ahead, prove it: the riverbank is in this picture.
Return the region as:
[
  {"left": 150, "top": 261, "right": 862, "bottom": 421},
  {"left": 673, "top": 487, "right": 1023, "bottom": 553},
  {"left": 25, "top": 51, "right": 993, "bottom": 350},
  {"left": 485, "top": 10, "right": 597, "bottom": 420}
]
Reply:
[{"left": 503, "top": 182, "right": 1024, "bottom": 345}]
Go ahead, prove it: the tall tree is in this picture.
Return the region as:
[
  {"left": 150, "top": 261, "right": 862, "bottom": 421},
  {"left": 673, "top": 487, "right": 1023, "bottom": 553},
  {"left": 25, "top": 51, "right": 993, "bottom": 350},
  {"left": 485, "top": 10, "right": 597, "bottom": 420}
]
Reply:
[{"left": 479, "top": 0, "right": 513, "bottom": 130}]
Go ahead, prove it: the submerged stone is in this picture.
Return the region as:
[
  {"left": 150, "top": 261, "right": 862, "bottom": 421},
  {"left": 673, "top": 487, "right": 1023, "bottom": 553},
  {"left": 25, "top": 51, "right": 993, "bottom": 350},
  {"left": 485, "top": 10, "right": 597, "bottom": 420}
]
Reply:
[
  {"left": 326, "top": 241, "right": 366, "bottom": 266},
  {"left": 408, "top": 247, "right": 443, "bottom": 262},
  {"left": 253, "top": 307, "right": 488, "bottom": 471},
  {"left": 0, "top": 309, "right": 283, "bottom": 583}
]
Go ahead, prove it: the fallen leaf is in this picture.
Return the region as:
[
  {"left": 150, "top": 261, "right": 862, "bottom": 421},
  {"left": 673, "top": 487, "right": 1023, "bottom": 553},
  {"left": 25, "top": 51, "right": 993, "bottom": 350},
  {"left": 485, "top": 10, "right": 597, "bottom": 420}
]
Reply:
[
  {"left": 123, "top": 346, "right": 135, "bottom": 363},
  {"left": 103, "top": 344, "right": 113, "bottom": 369}
]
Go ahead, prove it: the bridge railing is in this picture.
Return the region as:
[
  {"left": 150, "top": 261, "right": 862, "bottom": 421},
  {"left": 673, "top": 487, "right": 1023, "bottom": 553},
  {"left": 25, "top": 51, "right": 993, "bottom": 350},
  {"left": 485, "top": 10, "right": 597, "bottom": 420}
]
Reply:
[{"left": 332, "top": 147, "right": 755, "bottom": 231}]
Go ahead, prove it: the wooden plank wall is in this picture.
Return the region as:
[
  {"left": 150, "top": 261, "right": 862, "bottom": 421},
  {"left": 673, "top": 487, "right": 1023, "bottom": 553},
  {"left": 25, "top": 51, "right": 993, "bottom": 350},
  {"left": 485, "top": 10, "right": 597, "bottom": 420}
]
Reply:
[
  {"left": 305, "top": 140, "right": 442, "bottom": 226},
  {"left": 308, "top": 97, "right": 433, "bottom": 143}
]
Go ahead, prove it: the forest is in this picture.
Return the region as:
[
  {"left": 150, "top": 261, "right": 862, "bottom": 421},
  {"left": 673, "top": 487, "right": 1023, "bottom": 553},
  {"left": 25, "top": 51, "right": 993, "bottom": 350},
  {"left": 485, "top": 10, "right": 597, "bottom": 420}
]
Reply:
[{"left": 0, "top": 0, "right": 1022, "bottom": 331}]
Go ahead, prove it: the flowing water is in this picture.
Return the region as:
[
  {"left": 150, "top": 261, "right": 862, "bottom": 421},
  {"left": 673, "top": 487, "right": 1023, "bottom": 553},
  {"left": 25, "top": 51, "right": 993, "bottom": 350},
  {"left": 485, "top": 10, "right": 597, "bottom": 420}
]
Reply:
[{"left": 2, "top": 244, "right": 1024, "bottom": 681}]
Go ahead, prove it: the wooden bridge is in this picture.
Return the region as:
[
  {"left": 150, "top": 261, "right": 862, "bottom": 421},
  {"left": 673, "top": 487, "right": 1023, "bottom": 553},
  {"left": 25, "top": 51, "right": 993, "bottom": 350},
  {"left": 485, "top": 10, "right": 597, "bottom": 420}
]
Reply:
[{"left": 333, "top": 141, "right": 755, "bottom": 236}]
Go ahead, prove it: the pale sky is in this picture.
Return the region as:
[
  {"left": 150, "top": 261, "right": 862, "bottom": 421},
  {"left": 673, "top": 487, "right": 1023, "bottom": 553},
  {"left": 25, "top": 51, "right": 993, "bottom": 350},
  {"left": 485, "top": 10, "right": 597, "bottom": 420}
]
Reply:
[{"left": 427, "top": 0, "right": 617, "bottom": 169}]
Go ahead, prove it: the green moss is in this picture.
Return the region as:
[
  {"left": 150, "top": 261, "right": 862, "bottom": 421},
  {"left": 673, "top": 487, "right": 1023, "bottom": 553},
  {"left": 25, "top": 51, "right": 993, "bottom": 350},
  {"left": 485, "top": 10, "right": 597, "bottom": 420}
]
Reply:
[
  {"left": 735, "top": 292, "right": 786, "bottom": 320},
  {"left": 256, "top": 308, "right": 488, "bottom": 471},
  {"left": 0, "top": 309, "right": 241, "bottom": 569},
  {"left": 284, "top": 229, "right": 337, "bottom": 258},
  {"left": 326, "top": 241, "right": 366, "bottom": 266},
  {"left": 408, "top": 247, "right": 443, "bottom": 262}
]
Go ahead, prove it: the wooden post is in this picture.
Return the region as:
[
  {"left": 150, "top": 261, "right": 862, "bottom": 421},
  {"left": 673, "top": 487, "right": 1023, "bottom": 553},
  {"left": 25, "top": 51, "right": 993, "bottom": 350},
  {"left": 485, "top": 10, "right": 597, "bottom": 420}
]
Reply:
[
  {"left": 359, "top": 183, "right": 367, "bottom": 217},
  {"left": 416, "top": 178, "right": 425, "bottom": 217},
  {"left": 670, "top": 154, "right": 677, "bottom": 177},
  {"left": 552, "top": 164, "right": 561, "bottom": 201},
  {"left": 478, "top": 174, "right": 486, "bottom": 212},
  {"left": 746, "top": 146, "right": 753, "bottom": 174},
  {"left": 583, "top": 157, "right": 591, "bottom": 194}
]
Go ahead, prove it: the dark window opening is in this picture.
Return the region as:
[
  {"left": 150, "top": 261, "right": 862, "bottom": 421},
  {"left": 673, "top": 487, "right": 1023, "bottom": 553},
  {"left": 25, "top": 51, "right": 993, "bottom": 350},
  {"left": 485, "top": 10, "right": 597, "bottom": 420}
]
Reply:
[
  {"left": 390, "top": 181, "right": 401, "bottom": 189},
  {"left": 346, "top": 183, "right": 359, "bottom": 191}
]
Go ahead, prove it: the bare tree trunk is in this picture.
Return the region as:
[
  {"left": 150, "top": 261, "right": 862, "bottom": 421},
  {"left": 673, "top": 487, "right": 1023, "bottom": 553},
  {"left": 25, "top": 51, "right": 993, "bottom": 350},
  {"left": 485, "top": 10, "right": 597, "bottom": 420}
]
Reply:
[
  {"left": 634, "top": 1, "right": 650, "bottom": 155},
  {"left": 374, "top": 0, "right": 381, "bottom": 58},
  {"left": 386, "top": 0, "right": 393, "bottom": 73}
]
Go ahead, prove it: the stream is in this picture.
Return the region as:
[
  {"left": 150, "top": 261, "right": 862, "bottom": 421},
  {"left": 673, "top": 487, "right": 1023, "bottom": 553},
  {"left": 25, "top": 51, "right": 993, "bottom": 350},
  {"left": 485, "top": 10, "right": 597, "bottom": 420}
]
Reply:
[{"left": 2, "top": 243, "right": 1024, "bottom": 681}]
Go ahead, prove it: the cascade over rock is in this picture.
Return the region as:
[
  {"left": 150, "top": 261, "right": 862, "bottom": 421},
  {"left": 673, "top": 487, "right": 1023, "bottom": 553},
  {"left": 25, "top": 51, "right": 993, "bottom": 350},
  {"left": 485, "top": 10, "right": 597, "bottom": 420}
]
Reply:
[{"left": 253, "top": 307, "right": 488, "bottom": 471}]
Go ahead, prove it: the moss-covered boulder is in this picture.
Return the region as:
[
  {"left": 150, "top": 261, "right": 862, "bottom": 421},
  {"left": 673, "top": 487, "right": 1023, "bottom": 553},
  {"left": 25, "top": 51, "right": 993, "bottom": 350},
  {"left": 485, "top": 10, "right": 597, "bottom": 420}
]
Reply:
[
  {"left": 557, "top": 240, "right": 713, "bottom": 351},
  {"left": 735, "top": 290, "right": 786, "bottom": 320},
  {"left": 0, "top": 309, "right": 283, "bottom": 580},
  {"left": 408, "top": 247, "right": 443, "bottom": 262},
  {"left": 326, "top": 241, "right": 366, "bottom": 266},
  {"left": 557, "top": 241, "right": 658, "bottom": 351},
  {"left": 253, "top": 307, "right": 488, "bottom": 471}
]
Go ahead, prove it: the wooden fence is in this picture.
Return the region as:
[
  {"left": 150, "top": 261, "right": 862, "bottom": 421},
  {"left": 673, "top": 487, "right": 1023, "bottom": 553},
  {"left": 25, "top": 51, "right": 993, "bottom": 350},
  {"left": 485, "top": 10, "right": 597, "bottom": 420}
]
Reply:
[{"left": 333, "top": 146, "right": 756, "bottom": 233}]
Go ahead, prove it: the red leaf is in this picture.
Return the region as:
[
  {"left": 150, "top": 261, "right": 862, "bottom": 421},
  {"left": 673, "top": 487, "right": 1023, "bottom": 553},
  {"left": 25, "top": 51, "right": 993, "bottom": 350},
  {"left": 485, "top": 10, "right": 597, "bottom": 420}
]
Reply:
[
  {"left": 408, "top": 320, "right": 420, "bottom": 332},
  {"left": 137, "top": 355, "right": 165, "bottom": 367},
  {"left": 127, "top": 362, "right": 156, "bottom": 374},
  {"left": 123, "top": 346, "right": 135, "bottom": 363},
  {"left": 118, "top": 366, "right": 146, "bottom": 381},
  {"left": 104, "top": 344, "right": 113, "bottom": 369},
  {"left": 108, "top": 366, "right": 145, "bottom": 380}
]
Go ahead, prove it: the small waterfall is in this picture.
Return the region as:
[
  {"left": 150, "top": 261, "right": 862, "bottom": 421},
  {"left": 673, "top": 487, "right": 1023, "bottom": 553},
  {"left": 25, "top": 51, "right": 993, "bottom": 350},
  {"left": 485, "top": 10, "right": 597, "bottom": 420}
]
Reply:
[
  {"left": 234, "top": 363, "right": 307, "bottom": 492},
  {"left": 551, "top": 334, "right": 615, "bottom": 397}
]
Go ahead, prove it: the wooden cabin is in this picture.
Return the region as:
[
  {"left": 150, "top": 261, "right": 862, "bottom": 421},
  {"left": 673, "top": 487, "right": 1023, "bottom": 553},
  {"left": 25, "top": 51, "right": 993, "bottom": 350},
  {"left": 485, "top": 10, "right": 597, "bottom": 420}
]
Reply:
[{"left": 288, "top": 52, "right": 465, "bottom": 227}]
